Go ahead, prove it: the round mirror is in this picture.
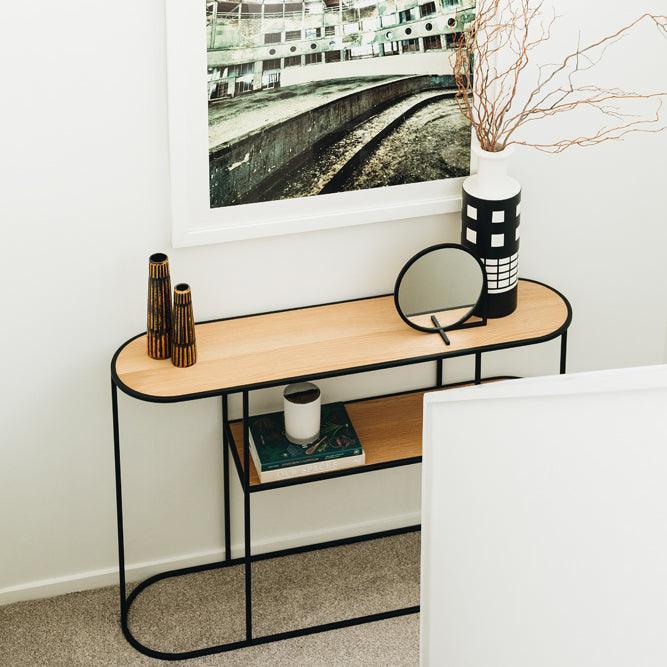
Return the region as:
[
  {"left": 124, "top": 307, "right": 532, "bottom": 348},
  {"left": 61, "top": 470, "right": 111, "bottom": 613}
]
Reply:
[{"left": 394, "top": 244, "right": 486, "bottom": 334}]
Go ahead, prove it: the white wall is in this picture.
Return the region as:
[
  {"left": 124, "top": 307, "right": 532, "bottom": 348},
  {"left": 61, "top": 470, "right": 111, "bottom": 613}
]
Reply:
[{"left": 1, "top": 0, "right": 666, "bottom": 602}]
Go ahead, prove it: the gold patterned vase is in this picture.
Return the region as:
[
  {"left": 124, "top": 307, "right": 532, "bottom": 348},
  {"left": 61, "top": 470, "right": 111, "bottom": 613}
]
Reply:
[
  {"left": 171, "top": 283, "right": 197, "bottom": 368},
  {"left": 147, "top": 253, "right": 172, "bottom": 359}
]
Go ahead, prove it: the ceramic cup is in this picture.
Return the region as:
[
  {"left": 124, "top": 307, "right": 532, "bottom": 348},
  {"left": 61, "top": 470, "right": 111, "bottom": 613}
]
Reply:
[{"left": 283, "top": 382, "right": 321, "bottom": 445}]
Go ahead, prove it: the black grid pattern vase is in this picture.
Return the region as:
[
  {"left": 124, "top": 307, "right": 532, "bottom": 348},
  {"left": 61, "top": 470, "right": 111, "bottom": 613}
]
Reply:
[
  {"left": 147, "top": 253, "right": 172, "bottom": 359},
  {"left": 461, "top": 189, "right": 521, "bottom": 318}
]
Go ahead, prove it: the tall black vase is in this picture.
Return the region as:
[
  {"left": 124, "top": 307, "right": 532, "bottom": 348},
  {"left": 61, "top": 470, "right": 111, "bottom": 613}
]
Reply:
[
  {"left": 147, "top": 253, "right": 172, "bottom": 359},
  {"left": 460, "top": 146, "right": 521, "bottom": 318}
]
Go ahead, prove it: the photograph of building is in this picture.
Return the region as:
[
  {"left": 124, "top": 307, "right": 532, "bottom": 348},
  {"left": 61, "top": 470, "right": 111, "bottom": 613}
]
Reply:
[{"left": 206, "top": 0, "right": 475, "bottom": 208}]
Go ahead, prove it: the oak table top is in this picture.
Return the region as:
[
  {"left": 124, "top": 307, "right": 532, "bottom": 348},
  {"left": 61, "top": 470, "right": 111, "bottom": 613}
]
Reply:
[{"left": 113, "top": 279, "right": 571, "bottom": 401}]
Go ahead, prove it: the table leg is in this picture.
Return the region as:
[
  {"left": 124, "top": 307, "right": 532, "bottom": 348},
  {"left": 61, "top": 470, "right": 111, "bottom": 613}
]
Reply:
[
  {"left": 111, "top": 381, "right": 128, "bottom": 626},
  {"left": 242, "top": 391, "right": 252, "bottom": 641},
  {"left": 436, "top": 359, "right": 443, "bottom": 387},
  {"left": 222, "top": 395, "right": 231, "bottom": 562},
  {"left": 560, "top": 332, "right": 568, "bottom": 375},
  {"left": 475, "top": 353, "right": 482, "bottom": 385}
]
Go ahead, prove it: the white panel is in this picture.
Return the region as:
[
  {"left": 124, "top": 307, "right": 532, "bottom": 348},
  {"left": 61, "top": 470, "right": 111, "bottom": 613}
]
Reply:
[
  {"left": 467, "top": 205, "right": 477, "bottom": 221},
  {"left": 466, "top": 227, "right": 477, "bottom": 244},
  {"left": 421, "top": 366, "right": 667, "bottom": 667}
]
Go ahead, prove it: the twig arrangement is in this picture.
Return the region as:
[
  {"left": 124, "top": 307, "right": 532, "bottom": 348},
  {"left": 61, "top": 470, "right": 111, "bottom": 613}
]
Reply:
[{"left": 451, "top": 1, "right": 667, "bottom": 152}]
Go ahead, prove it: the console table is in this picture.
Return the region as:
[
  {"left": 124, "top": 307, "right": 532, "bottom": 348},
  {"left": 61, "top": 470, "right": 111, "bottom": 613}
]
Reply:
[{"left": 110, "top": 278, "right": 572, "bottom": 660}]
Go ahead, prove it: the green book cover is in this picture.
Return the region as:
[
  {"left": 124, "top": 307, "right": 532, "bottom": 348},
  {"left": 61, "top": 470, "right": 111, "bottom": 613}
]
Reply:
[{"left": 249, "top": 403, "right": 363, "bottom": 471}]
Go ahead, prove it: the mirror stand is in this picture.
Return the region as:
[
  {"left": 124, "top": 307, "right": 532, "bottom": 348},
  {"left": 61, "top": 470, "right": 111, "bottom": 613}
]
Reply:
[
  {"left": 431, "top": 315, "right": 451, "bottom": 346},
  {"left": 431, "top": 313, "right": 489, "bottom": 347}
]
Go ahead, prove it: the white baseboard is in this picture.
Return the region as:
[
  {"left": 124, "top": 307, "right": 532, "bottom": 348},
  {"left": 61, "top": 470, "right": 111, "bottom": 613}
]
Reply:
[{"left": 0, "top": 512, "right": 420, "bottom": 606}]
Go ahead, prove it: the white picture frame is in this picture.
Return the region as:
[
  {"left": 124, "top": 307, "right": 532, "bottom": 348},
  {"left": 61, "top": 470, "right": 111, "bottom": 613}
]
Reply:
[{"left": 166, "top": 0, "right": 467, "bottom": 247}]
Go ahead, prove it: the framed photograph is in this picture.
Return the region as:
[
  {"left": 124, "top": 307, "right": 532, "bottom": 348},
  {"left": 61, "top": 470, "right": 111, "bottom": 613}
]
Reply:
[{"left": 166, "top": 0, "right": 475, "bottom": 247}]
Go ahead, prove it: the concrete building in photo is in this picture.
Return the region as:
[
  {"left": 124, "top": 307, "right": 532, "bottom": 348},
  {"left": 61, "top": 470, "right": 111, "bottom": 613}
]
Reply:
[{"left": 206, "top": 0, "right": 475, "bottom": 98}]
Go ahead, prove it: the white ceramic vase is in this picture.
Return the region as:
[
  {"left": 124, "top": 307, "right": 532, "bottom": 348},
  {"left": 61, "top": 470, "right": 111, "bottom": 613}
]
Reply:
[{"left": 461, "top": 144, "right": 522, "bottom": 318}]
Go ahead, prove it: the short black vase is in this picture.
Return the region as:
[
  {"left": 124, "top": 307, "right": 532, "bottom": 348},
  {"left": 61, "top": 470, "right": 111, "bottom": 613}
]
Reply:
[
  {"left": 147, "top": 253, "right": 172, "bottom": 359},
  {"left": 171, "top": 283, "right": 197, "bottom": 368}
]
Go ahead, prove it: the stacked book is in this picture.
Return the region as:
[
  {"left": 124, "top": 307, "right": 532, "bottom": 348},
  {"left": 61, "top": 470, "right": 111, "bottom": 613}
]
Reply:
[{"left": 248, "top": 403, "right": 365, "bottom": 484}]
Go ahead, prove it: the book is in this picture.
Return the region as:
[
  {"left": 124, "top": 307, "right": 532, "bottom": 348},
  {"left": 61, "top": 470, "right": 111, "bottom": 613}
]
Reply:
[
  {"left": 248, "top": 403, "right": 365, "bottom": 483},
  {"left": 248, "top": 443, "right": 365, "bottom": 484}
]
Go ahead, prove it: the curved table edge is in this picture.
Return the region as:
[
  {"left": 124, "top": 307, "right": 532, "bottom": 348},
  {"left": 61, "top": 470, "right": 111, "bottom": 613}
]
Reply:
[{"left": 110, "top": 278, "right": 572, "bottom": 404}]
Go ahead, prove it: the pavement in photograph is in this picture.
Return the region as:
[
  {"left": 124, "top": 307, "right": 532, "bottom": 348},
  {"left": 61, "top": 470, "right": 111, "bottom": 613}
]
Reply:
[
  {"left": 259, "top": 89, "right": 460, "bottom": 201},
  {"left": 208, "top": 76, "right": 404, "bottom": 150},
  {"left": 339, "top": 95, "right": 470, "bottom": 190}
]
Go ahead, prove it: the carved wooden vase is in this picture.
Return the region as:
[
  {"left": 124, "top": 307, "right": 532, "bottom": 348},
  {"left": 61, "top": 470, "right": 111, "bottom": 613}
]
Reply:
[
  {"left": 171, "top": 283, "right": 197, "bottom": 368},
  {"left": 147, "top": 253, "right": 172, "bottom": 359}
]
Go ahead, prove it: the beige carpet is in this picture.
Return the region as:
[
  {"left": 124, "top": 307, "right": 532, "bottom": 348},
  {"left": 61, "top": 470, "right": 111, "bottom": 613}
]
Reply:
[{"left": 0, "top": 533, "right": 420, "bottom": 666}]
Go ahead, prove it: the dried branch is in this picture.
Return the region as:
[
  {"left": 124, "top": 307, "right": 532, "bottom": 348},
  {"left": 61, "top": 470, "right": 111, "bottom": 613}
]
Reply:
[{"left": 451, "top": 1, "right": 667, "bottom": 152}]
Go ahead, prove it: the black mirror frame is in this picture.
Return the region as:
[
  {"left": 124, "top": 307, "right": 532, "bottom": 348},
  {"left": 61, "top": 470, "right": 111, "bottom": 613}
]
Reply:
[{"left": 393, "top": 243, "right": 488, "bottom": 335}]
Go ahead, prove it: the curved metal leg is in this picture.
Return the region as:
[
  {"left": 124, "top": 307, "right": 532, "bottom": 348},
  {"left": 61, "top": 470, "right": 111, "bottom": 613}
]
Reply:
[
  {"left": 222, "top": 395, "right": 231, "bottom": 562},
  {"left": 111, "top": 381, "right": 128, "bottom": 627},
  {"left": 242, "top": 390, "right": 252, "bottom": 641},
  {"left": 111, "top": 387, "right": 420, "bottom": 660}
]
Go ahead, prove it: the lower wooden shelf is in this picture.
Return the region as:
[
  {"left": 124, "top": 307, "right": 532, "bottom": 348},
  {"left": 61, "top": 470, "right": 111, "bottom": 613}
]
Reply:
[{"left": 228, "top": 378, "right": 510, "bottom": 488}]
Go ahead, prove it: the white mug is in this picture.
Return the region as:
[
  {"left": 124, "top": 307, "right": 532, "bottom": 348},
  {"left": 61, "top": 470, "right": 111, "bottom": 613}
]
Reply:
[{"left": 283, "top": 382, "right": 321, "bottom": 445}]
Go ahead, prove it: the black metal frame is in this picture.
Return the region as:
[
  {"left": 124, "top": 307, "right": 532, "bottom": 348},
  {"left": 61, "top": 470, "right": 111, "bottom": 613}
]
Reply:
[
  {"left": 110, "top": 278, "right": 572, "bottom": 661},
  {"left": 393, "top": 243, "right": 489, "bottom": 338}
]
